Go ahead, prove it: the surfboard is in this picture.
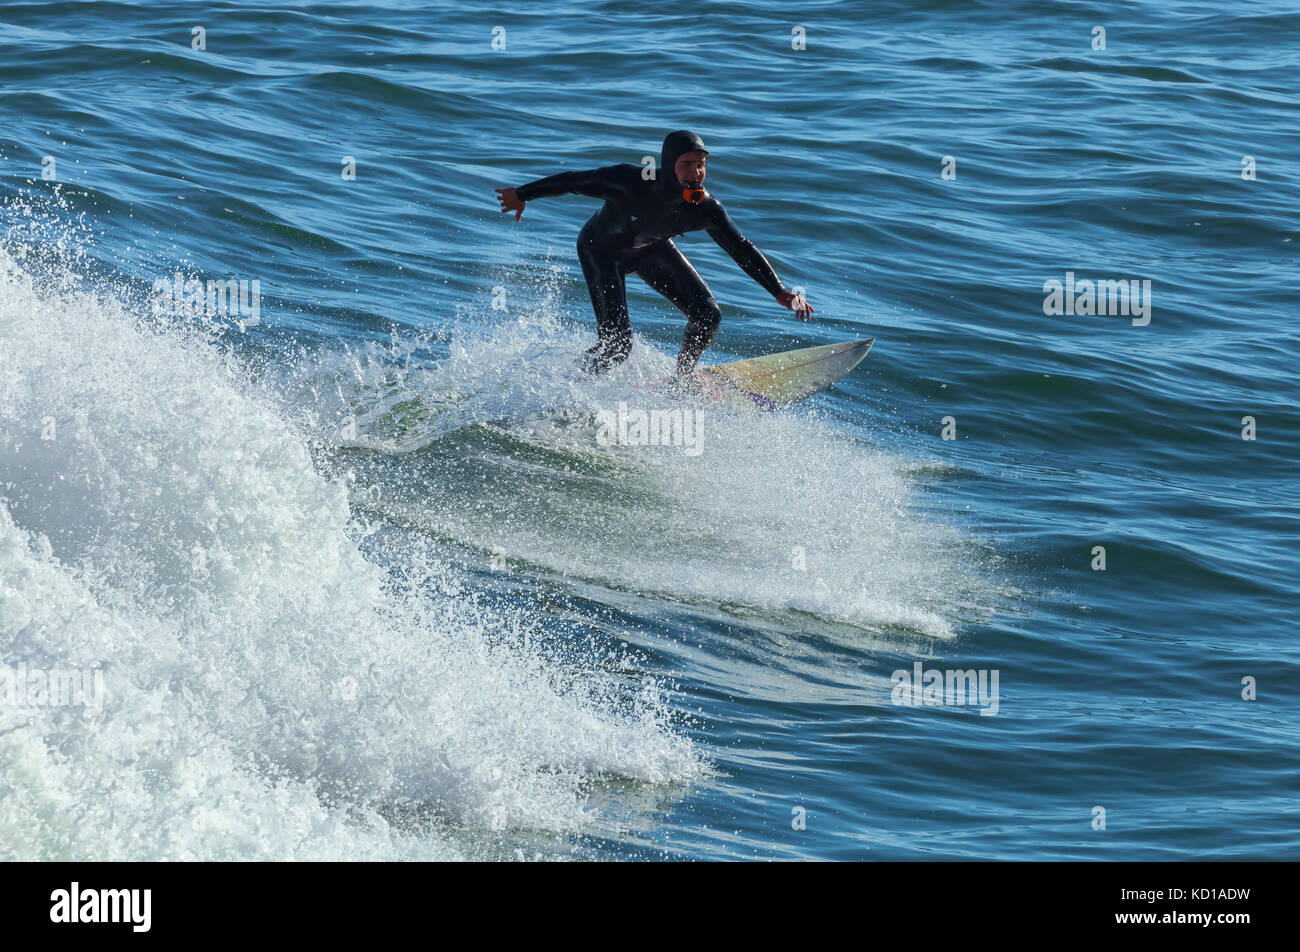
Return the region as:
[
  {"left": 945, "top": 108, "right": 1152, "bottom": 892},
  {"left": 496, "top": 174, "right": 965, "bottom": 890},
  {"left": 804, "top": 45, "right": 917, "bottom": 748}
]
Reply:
[{"left": 637, "top": 337, "right": 874, "bottom": 411}]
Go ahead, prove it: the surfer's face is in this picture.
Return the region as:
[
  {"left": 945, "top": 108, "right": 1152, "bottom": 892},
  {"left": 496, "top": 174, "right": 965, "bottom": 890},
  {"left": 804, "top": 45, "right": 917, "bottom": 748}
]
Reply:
[{"left": 674, "top": 151, "right": 707, "bottom": 188}]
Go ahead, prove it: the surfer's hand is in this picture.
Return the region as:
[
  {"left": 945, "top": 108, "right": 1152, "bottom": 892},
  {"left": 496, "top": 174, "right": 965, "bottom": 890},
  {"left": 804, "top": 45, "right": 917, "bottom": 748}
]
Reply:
[
  {"left": 495, "top": 186, "right": 525, "bottom": 222},
  {"left": 777, "top": 290, "right": 814, "bottom": 321}
]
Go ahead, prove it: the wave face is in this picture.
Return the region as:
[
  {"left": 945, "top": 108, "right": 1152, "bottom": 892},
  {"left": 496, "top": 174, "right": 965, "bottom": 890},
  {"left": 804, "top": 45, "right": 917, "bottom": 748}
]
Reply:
[
  {"left": 299, "top": 313, "right": 992, "bottom": 642},
  {"left": 0, "top": 243, "right": 701, "bottom": 860}
]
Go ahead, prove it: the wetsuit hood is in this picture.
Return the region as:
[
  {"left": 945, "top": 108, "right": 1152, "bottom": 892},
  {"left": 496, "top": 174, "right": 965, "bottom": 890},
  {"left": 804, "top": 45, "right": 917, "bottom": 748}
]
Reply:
[{"left": 659, "top": 130, "right": 709, "bottom": 193}]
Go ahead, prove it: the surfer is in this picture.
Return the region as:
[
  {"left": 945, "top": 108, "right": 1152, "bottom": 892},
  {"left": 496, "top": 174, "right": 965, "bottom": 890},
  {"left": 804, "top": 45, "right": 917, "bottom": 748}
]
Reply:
[{"left": 496, "top": 130, "right": 813, "bottom": 376}]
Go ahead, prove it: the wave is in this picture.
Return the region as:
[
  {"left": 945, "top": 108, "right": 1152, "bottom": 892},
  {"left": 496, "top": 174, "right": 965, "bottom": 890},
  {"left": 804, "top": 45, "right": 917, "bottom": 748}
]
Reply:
[
  {"left": 0, "top": 233, "right": 701, "bottom": 861},
  {"left": 286, "top": 311, "right": 1003, "bottom": 641}
]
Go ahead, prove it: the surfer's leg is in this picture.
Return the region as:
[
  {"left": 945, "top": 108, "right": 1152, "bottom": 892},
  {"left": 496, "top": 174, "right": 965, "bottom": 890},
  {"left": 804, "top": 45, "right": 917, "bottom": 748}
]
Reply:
[
  {"left": 576, "top": 223, "right": 631, "bottom": 373},
  {"left": 632, "top": 242, "right": 722, "bottom": 375}
]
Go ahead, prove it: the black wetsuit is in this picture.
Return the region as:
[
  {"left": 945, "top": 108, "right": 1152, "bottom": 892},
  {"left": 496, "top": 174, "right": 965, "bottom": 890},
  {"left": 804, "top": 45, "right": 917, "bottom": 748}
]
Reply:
[{"left": 515, "top": 130, "right": 787, "bottom": 373}]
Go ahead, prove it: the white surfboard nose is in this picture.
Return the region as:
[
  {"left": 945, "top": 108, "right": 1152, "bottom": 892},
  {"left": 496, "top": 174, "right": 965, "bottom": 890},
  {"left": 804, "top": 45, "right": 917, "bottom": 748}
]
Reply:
[{"left": 696, "top": 336, "right": 876, "bottom": 409}]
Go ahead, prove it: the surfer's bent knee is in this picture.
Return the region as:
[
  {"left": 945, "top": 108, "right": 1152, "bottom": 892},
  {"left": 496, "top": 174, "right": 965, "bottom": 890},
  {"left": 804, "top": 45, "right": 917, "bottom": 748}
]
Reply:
[{"left": 687, "top": 298, "right": 721, "bottom": 336}]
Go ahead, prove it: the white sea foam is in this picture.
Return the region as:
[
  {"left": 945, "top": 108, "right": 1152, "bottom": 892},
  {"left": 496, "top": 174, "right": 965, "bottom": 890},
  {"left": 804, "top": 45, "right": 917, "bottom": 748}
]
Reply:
[
  {"left": 308, "top": 312, "right": 995, "bottom": 642},
  {"left": 0, "top": 245, "right": 700, "bottom": 861}
]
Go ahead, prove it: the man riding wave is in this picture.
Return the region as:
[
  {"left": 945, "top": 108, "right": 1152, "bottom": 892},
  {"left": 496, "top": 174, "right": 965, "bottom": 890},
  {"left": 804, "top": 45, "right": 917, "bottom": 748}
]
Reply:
[{"left": 496, "top": 130, "right": 813, "bottom": 377}]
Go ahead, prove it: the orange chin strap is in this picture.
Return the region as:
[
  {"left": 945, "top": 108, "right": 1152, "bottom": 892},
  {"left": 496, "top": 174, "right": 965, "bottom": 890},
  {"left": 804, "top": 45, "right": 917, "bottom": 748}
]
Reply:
[{"left": 681, "top": 186, "right": 706, "bottom": 205}]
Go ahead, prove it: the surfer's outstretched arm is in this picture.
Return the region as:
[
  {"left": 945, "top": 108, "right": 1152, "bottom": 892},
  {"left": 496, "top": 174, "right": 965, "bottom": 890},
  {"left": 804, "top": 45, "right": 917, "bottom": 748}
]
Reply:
[
  {"left": 496, "top": 166, "right": 628, "bottom": 221},
  {"left": 704, "top": 202, "right": 814, "bottom": 320}
]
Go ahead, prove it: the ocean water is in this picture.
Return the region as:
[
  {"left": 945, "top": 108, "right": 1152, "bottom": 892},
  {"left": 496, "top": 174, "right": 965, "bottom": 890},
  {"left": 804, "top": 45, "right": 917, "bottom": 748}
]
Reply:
[{"left": 1, "top": 0, "right": 1296, "bottom": 860}]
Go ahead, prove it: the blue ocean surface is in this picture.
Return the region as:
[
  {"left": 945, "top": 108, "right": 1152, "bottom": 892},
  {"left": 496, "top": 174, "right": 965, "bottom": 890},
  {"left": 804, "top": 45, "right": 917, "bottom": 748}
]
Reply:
[{"left": 0, "top": 0, "right": 1296, "bottom": 860}]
